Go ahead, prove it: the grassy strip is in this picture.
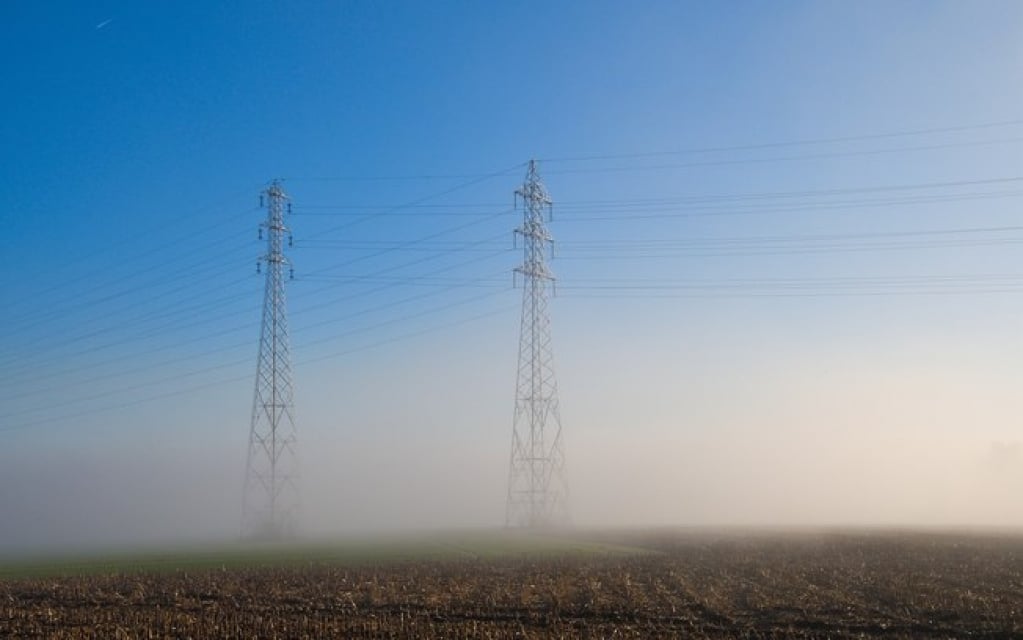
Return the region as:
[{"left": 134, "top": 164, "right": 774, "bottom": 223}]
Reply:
[{"left": 0, "top": 530, "right": 650, "bottom": 580}]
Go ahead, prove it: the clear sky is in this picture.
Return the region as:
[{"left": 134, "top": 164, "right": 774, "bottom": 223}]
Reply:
[{"left": 2, "top": 1, "right": 1023, "bottom": 551}]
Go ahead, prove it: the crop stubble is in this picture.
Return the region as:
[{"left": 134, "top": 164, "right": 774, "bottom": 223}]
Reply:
[{"left": 1, "top": 532, "right": 1022, "bottom": 638}]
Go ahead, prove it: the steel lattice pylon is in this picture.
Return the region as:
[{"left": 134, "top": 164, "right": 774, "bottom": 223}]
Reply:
[
  {"left": 505, "top": 160, "right": 569, "bottom": 528},
  {"left": 243, "top": 180, "right": 299, "bottom": 539}
]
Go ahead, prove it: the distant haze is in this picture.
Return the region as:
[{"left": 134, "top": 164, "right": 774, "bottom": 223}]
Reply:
[{"left": 3, "top": 328, "right": 1023, "bottom": 553}]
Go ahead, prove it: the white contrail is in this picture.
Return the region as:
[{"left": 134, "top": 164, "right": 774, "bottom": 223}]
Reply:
[{"left": 95, "top": 18, "right": 112, "bottom": 30}]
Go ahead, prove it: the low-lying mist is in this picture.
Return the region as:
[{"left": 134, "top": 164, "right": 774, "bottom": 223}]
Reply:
[
  {"left": 2, "top": 421, "right": 1021, "bottom": 555},
  {"left": 4, "top": 317, "right": 1023, "bottom": 555}
]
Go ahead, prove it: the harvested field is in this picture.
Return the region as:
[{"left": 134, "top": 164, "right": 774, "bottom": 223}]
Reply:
[{"left": 1, "top": 531, "right": 1022, "bottom": 638}]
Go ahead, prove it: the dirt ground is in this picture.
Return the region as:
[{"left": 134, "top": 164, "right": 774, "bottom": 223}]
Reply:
[{"left": 2, "top": 530, "right": 1021, "bottom": 638}]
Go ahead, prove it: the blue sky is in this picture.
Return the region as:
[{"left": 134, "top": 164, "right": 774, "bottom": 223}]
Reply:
[{"left": 2, "top": 1, "right": 1023, "bottom": 549}]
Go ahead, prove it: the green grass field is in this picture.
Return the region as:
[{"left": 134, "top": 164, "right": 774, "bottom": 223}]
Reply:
[{"left": 0, "top": 530, "right": 650, "bottom": 580}]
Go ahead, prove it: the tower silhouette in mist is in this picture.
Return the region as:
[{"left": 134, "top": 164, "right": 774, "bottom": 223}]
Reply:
[
  {"left": 243, "top": 180, "right": 299, "bottom": 539},
  {"left": 505, "top": 160, "right": 569, "bottom": 528}
]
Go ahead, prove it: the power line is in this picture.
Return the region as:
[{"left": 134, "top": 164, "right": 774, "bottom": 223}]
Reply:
[
  {"left": 1, "top": 296, "right": 517, "bottom": 434},
  {"left": 297, "top": 163, "right": 524, "bottom": 243},
  {"left": 560, "top": 288, "right": 1023, "bottom": 299},
  {"left": 0, "top": 268, "right": 256, "bottom": 374},
  {"left": 0, "top": 239, "right": 515, "bottom": 413},
  {"left": 3, "top": 184, "right": 1018, "bottom": 372},
  {"left": 8, "top": 214, "right": 1022, "bottom": 393},
  {"left": 290, "top": 223, "right": 1023, "bottom": 252},
  {"left": 3, "top": 228, "right": 256, "bottom": 342},
  {"left": 0, "top": 246, "right": 509, "bottom": 391},
  {"left": 3, "top": 280, "right": 504, "bottom": 409},
  {"left": 0, "top": 214, "right": 515, "bottom": 388},
  {"left": 288, "top": 177, "right": 1023, "bottom": 218},
  {"left": 3, "top": 168, "right": 521, "bottom": 353},
  {"left": 7, "top": 127, "right": 1023, "bottom": 441},
  {"left": 6, "top": 198, "right": 259, "bottom": 322},
  {"left": 538, "top": 118, "right": 1023, "bottom": 163},
  {"left": 544, "top": 138, "right": 1023, "bottom": 177}
]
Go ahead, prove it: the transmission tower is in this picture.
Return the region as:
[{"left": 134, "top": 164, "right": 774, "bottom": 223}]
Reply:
[
  {"left": 505, "top": 160, "right": 569, "bottom": 528},
  {"left": 243, "top": 180, "right": 299, "bottom": 539}
]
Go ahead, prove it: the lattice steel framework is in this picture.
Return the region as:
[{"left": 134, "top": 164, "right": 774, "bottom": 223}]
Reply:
[
  {"left": 505, "top": 160, "right": 568, "bottom": 528},
  {"left": 243, "top": 180, "right": 299, "bottom": 539}
]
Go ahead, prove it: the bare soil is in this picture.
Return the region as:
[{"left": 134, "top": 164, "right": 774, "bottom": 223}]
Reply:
[{"left": 2, "top": 530, "right": 1021, "bottom": 638}]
